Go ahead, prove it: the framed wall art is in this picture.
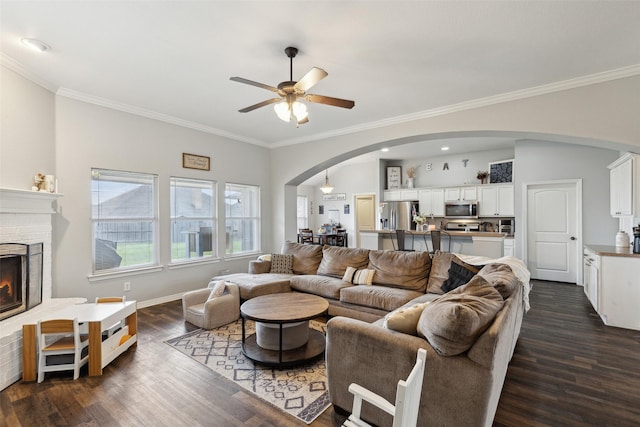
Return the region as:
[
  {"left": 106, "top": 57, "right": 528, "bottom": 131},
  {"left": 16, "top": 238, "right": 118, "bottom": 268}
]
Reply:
[
  {"left": 387, "top": 166, "right": 402, "bottom": 189},
  {"left": 182, "top": 153, "right": 210, "bottom": 171},
  {"left": 489, "top": 159, "right": 514, "bottom": 183}
]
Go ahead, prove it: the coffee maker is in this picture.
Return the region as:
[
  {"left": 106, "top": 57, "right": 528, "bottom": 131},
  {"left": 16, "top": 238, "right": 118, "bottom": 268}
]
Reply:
[
  {"left": 499, "top": 219, "right": 514, "bottom": 235},
  {"left": 633, "top": 224, "right": 640, "bottom": 254}
]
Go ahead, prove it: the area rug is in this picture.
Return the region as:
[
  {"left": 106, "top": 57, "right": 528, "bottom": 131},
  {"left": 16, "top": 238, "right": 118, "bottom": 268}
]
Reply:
[{"left": 165, "top": 319, "right": 331, "bottom": 424}]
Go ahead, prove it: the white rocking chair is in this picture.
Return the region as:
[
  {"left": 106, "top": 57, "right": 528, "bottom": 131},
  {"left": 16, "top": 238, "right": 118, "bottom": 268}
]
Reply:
[{"left": 343, "top": 348, "right": 427, "bottom": 427}]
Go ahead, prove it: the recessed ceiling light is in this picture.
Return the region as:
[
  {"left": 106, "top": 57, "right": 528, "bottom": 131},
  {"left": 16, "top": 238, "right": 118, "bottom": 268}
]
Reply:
[
  {"left": 21, "top": 38, "right": 50, "bottom": 53},
  {"left": 381, "top": 148, "right": 389, "bottom": 152},
  {"left": 441, "top": 146, "right": 450, "bottom": 151}
]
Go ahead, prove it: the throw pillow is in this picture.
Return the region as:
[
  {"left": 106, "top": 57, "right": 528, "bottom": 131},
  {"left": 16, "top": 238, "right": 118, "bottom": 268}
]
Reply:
[
  {"left": 440, "top": 258, "right": 480, "bottom": 293},
  {"left": 342, "top": 266, "right": 376, "bottom": 285},
  {"left": 257, "top": 254, "right": 272, "bottom": 262},
  {"left": 207, "top": 281, "right": 226, "bottom": 300},
  {"left": 383, "top": 302, "right": 431, "bottom": 336},
  {"left": 426, "top": 251, "right": 456, "bottom": 294},
  {"left": 269, "top": 253, "right": 294, "bottom": 274},
  {"left": 477, "top": 263, "right": 520, "bottom": 299},
  {"left": 417, "top": 275, "right": 504, "bottom": 356}
]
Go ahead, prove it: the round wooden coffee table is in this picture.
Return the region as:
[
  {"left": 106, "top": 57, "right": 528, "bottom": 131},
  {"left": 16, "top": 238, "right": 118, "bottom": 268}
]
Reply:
[{"left": 240, "top": 292, "right": 329, "bottom": 367}]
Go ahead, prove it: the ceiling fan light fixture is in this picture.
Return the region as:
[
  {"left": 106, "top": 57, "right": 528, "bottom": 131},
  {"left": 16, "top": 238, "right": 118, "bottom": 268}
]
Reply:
[
  {"left": 320, "top": 169, "right": 334, "bottom": 194},
  {"left": 274, "top": 99, "right": 308, "bottom": 123},
  {"left": 274, "top": 101, "right": 292, "bottom": 122}
]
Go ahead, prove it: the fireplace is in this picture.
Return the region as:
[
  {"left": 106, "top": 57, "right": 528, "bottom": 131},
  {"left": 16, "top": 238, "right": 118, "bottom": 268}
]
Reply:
[{"left": 0, "top": 243, "right": 43, "bottom": 321}]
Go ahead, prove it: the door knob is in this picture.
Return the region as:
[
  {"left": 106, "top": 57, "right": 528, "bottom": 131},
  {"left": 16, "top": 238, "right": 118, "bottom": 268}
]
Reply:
[{"left": 570, "top": 236, "right": 576, "bottom": 240}]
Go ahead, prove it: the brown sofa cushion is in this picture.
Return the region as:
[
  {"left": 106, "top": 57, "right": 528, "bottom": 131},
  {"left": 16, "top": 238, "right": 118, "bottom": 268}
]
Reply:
[
  {"left": 478, "top": 263, "right": 520, "bottom": 299},
  {"left": 281, "top": 241, "right": 323, "bottom": 275},
  {"left": 340, "top": 285, "right": 423, "bottom": 312},
  {"left": 367, "top": 250, "right": 431, "bottom": 292},
  {"left": 290, "top": 275, "right": 352, "bottom": 300},
  {"left": 317, "top": 246, "right": 370, "bottom": 278},
  {"left": 417, "top": 275, "right": 504, "bottom": 356}
]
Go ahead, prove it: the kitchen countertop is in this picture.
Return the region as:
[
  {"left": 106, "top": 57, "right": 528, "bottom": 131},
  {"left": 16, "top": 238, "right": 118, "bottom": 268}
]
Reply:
[
  {"left": 585, "top": 244, "right": 640, "bottom": 258},
  {"left": 360, "top": 229, "right": 507, "bottom": 238}
]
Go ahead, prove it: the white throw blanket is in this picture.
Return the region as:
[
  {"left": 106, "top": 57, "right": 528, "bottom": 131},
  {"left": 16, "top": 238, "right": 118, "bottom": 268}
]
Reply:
[{"left": 453, "top": 253, "right": 532, "bottom": 312}]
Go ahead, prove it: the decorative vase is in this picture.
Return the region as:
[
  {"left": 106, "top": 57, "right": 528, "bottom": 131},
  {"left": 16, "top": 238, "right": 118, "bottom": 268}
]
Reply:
[{"left": 407, "top": 178, "right": 414, "bottom": 188}]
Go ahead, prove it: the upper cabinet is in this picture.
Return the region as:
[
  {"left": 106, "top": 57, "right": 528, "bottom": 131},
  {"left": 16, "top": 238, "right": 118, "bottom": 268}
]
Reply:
[
  {"left": 444, "top": 186, "right": 478, "bottom": 201},
  {"left": 384, "top": 189, "right": 418, "bottom": 201},
  {"left": 478, "top": 184, "right": 515, "bottom": 216},
  {"left": 608, "top": 153, "right": 640, "bottom": 217},
  {"left": 418, "top": 188, "right": 445, "bottom": 216}
]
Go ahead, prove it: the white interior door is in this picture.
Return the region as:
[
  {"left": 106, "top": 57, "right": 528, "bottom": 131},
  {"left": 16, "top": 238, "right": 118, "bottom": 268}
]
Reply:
[
  {"left": 355, "top": 194, "right": 376, "bottom": 248},
  {"left": 526, "top": 182, "right": 579, "bottom": 283}
]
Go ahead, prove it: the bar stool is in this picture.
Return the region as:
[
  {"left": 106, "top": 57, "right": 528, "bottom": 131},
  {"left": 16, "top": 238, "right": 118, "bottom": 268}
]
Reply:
[{"left": 395, "top": 230, "right": 415, "bottom": 251}]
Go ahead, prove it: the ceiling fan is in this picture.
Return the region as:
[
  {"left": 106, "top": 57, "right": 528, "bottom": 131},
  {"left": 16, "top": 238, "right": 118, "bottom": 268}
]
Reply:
[{"left": 230, "top": 46, "right": 355, "bottom": 126}]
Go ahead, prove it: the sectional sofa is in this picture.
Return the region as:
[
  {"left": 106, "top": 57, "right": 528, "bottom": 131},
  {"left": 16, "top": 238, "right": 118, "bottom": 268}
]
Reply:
[{"left": 213, "top": 241, "right": 530, "bottom": 427}]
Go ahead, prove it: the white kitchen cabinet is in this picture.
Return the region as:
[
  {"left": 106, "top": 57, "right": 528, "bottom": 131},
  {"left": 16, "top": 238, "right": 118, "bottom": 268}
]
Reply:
[
  {"left": 503, "top": 238, "right": 514, "bottom": 257},
  {"left": 384, "top": 189, "right": 418, "bottom": 201},
  {"left": 582, "top": 247, "right": 599, "bottom": 312},
  {"left": 608, "top": 153, "right": 640, "bottom": 217},
  {"left": 445, "top": 186, "right": 477, "bottom": 201},
  {"left": 418, "top": 188, "right": 445, "bottom": 216},
  {"left": 478, "top": 184, "right": 514, "bottom": 216}
]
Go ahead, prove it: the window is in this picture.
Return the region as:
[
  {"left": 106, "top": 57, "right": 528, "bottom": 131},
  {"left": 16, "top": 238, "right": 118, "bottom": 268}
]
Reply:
[
  {"left": 297, "top": 195, "right": 308, "bottom": 230},
  {"left": 91, "top": 169, "right": 158, "bottom": 273},
  {"left": 170, "top": 177, "right": 217, "bottom": 262},
  {"left": 225, "top": 183, "right": 260, "bottom": 255}
]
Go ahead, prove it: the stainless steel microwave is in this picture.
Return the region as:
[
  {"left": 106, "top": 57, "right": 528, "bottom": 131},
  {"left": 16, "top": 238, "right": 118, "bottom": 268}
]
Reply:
[{"left": 444, "top": 200, "right": 479, "bottom": 219}]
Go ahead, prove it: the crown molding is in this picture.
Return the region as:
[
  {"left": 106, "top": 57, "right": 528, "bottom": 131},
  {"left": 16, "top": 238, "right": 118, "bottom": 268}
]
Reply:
[
  {"left": 0, "top": 52, "right": 58, "bottom": 93},
  {"left": 55, "top": 88, "right": 268, "bottom": 147},
  {"left": 272, "top": 64, "right": 640, "bottom": 148}
]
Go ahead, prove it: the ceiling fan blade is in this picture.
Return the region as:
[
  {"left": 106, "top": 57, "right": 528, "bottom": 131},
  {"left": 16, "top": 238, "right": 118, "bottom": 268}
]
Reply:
[
  {"left": 294, "top": 67, "right": 328, "bottom": 92},
  {"left": 304, "top": 94, "right": 355, "bottom": 109},
  {"left": 230, "top": 77, "right": 279, "bottom": 93},
  {"left": 238, "top": 98, "right": 281, "bottom": 113}
]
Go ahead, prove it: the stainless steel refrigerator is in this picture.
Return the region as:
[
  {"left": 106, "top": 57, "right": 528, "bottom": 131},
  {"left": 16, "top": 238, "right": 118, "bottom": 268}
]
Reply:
[{"left": 380, "top": 201, "right": 419, "bottom": 230}]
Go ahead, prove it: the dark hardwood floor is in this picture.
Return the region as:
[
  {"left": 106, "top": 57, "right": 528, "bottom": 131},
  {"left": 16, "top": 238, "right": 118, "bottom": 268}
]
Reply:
[{"left": 2, "top": 280, "right": 639, "bottom": 426}]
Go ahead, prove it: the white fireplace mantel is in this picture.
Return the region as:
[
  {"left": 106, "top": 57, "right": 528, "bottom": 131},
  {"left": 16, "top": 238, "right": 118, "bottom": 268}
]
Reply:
[{"left": 0, "top": 187, "right": 63, "bottom": 214}]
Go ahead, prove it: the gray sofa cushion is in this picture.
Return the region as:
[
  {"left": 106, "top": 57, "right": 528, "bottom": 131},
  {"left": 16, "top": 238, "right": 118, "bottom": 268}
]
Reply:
[
  {"left": 367, "top": 250, "right": 431, "bottom": 292},
  {"left": 418, "top": 275, "right": 504, "bottom": 356},
  {"left": 290, "top": 275, "right": 353, "bottom": 300},
  {"left": 282, "top": 241, "right": 323, "bottom": 275},
  {"left": 213, "top": 272, "right": 292, "bottom": 300},
  {"left": 340, "top": 285, "right": 423, "bottom": 312},
  {"left": 317, "top": 246, "right": 370, "bottom": 278}
]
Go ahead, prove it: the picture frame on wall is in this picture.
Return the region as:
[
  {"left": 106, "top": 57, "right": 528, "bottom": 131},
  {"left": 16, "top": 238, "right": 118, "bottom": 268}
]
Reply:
[
  {"left": 182, "top": 153, "right": 210, "bottom": 171},
  {"left": 489, "top": 159, "right": 514, "bottom": 183},
  {"left": 387, "top": 166, "right": 402, "bottom": 189}
]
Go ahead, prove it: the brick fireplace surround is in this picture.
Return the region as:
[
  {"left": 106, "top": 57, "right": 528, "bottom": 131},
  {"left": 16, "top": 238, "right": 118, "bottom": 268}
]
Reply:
[{"left": 0, "top": 188, "right": 83, "bottom": 390}]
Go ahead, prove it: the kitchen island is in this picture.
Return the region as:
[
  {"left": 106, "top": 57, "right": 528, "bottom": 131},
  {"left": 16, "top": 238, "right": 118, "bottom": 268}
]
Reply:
[{"left": 359, "top": 229, "right": 508, "bottom": 258}]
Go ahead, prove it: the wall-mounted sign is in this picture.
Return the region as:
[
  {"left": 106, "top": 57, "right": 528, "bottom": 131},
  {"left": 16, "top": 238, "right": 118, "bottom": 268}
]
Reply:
[
  {"left": 322, "top": 193, "right": 346, "bottom": 201},
  {"left": 387, "top": 166, "right": 401, "bottom": 189},
  {"left": 489, "top": 159, "right": 514, "bottom": 183},
  {"left": 182, "top": 153, "right": 210, "bottom": 171}
]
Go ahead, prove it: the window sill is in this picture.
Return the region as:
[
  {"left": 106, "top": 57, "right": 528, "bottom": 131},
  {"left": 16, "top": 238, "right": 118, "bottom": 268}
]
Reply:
[
  {"left": 88, "top": 265, "right": 164, "bottom": 282},
  {"left": 224, "top": 252, "right": 261, "bottom": 260},
  {"left": 167, "top": 257, "right": 221, "bottom": 270}
]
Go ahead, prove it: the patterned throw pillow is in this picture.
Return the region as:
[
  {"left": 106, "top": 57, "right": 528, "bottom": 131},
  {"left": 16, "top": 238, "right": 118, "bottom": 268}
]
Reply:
[
  {"left": 440, "top": 258, "right": 480, "bottom": 293},
  {"left": 269, "top": 253, "right": 294, "bottom": 274},
  {"left": 342, "top": 266, "right": 375, "bottom": 285}
]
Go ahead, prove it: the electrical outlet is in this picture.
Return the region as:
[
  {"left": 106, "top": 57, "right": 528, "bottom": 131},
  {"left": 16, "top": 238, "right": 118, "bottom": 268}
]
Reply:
[{"left": 124, "top": 281, "right": 131, "bottom": 292}]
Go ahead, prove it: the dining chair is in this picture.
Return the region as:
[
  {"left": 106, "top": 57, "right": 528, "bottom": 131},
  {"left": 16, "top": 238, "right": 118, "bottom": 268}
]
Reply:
[
  {"left": 299, "top": 228, "right": 315, "bottom": 244},
  {"left": 96, "top": 296, "right": 126, "bottom": 337},
  {"left": 335, "top": 229, "right": 348, "bottom": 247},
  {"left": 37, "top": 318, "right": 89, "bottom": 383},
  {"left": 395, "top": 230, "right": 415, "bottom": 251},
  {"left": 343, "top": 348, "right": 427, "bottom": 427}
]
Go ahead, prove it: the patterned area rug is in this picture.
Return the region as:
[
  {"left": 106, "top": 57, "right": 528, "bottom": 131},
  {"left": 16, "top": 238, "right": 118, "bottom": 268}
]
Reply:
[{"left": 165, "top": 319, "right": 331, "bottom": 424}]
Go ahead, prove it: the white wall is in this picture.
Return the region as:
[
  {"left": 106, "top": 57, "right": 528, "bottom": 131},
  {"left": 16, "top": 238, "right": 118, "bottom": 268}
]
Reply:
[
  {"left": 52, "top": 96, "right": 271, "bottom": 302},
  {"left": 0, "top": 66, "right": 55, "bottom": 189},
  {"left": 390, "top": 148, "right": 514, "bottom": 188},
  {"left": 514, "top": 140, "right": 620, "bottom": 257}
]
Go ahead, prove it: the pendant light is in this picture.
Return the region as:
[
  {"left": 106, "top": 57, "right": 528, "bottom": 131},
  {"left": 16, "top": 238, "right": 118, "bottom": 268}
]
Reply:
[{"left": 320, "top": 169, "right": 334, "bottom": 194}]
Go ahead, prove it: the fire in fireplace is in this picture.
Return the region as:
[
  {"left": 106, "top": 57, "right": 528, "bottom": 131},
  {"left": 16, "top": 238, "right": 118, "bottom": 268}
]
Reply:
[{"left": 0, "top": 243, "right": 43, "bottom": 321}]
